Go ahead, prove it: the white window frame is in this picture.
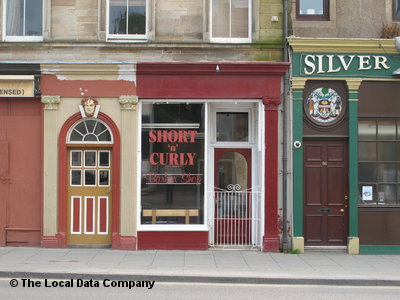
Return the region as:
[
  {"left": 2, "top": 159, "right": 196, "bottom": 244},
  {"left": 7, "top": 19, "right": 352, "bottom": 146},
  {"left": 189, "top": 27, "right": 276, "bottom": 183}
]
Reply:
[
  {"left": 106, "top": 0, "right": 148, "bottom": 42},
  {"left": 209, "top": 0, "right": 252, "bottom": 43},
  {"left": 2, "top": 0, "right": 44, "bottom": 42}
]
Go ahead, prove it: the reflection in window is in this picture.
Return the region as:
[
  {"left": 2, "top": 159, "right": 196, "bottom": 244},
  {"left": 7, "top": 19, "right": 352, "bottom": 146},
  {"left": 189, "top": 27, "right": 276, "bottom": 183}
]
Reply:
[
  {"left": 109, "top": 0, "right": 146, "bottom": 38},
  {"left": 359, "top": 120, "right": 400, "bottom": 206},
  {"left": 217, "top": 112, "right": 249, "bottom": 142},
  {"left": 141, "top": 103, "right": 205, "bottom": 225},
  {"left": 5, "top": 0, "right": 43, "bottom": 39}
]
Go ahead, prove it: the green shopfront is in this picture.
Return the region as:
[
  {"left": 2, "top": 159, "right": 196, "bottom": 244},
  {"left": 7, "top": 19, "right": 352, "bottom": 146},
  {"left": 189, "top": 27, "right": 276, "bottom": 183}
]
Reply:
[{"left": 289, "top": 38, "right": 400, "bottom": 254}]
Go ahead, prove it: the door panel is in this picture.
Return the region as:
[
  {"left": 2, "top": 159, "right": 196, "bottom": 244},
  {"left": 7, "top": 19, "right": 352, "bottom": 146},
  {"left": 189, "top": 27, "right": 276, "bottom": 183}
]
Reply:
[
  {"left": 303, "top": 141, "right": 348, "bottom": 246},
  {"left": 67, "top": 149, "right": 112, "bottom": 245},
  {"left": 0, "top": 99, "right": 41, "bottom": 246},
  {"left": 214, "top": 148, "right": 252, "bottom": 245}
]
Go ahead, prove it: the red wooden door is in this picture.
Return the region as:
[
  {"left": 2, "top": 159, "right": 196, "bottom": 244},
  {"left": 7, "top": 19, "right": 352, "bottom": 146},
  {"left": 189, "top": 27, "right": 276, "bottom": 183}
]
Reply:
[
  {"left": 303, "top": 141, "right": 348, "bottom": 246},
  {"left": 0, "top": 99, "right": 42, "bottom": 246},
  {"left": 214, "top": 148, "right": 251, "bottom": 245}
]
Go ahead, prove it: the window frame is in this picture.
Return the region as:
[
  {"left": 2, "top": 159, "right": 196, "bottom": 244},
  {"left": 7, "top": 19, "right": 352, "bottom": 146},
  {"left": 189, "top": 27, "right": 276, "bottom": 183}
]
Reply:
[
  {"left": 2, "top": 0, "right": 44, "bottom": 42},
  {"left": 209, "top": 0, "right": 252, "bottom": 43},
  {"left": 393, "top": 0, "right": 400, "bottom": 21},
  {"left": 296, "top": 0, "right": 329, "bottom": 21},
  {"left": 106, "top": 0, "right": 148, "bottom": 42}
]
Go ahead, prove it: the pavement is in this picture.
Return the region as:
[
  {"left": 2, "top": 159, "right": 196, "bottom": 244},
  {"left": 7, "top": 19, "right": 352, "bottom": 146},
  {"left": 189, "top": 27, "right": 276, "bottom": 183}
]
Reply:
[{"left": 0, "top": 247, "right": 400, "bottom": 286}]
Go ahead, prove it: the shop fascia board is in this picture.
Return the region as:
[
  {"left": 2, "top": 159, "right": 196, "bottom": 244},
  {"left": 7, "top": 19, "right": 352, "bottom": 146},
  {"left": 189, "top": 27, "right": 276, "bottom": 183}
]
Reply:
[{"left": 288, "top": 37, "right": 397, "bottom": 54}]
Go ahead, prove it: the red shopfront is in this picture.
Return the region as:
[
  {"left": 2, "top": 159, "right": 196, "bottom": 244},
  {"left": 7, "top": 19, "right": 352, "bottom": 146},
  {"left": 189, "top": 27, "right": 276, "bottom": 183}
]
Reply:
[{"left": 136, "top": 62, "right": 289, "bottom": 251}]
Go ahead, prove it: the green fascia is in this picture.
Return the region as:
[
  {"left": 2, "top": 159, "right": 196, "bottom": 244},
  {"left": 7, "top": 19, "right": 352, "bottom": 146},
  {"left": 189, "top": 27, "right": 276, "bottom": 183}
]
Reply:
[{"left": 360, "top": 245, "right": 400, "bottom": 255}]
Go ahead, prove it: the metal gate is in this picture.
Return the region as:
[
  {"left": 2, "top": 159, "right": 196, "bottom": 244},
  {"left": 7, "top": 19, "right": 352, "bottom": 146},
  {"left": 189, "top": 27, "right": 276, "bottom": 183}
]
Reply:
[{"left": 211, "top": 184, "right": 261, "bottom": 248}]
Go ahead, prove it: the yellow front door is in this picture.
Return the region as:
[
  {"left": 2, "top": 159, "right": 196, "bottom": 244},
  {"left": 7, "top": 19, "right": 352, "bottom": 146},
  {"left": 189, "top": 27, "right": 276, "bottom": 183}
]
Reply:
[{"left": 67, "top": 149, "right": 112, "bottom": 245}]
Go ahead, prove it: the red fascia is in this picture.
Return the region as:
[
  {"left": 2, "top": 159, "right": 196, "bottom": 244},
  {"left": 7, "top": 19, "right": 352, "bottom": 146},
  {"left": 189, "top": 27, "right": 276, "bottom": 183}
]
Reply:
[
  {"left": 137, "top": 62, "right": 289, "bottom": 100},
  {"left": 41, "top": 74, "right": 136, "bottom": 97}
]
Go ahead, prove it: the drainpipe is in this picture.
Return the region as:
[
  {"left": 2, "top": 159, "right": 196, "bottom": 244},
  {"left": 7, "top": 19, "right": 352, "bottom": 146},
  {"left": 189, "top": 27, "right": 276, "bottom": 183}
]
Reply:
[{"left": 281, "top": 0, "right": 290, "bottom": 252}]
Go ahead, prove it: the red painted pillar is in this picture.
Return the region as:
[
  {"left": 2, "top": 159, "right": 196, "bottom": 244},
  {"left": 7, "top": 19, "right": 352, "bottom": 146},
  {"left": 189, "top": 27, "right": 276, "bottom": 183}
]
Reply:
[{"left": 262, "top": 96, "right": 281, "bottom": 252}]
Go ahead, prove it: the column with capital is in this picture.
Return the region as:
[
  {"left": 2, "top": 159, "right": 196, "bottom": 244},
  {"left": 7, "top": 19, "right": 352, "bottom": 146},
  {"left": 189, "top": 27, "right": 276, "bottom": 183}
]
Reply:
[
  {"left": 41, "top": 96, "right": 61, "bottom": 247},
  {"left": 346, "top": 79, "right": 362, "bottom": 255},
  {"left": 262, "top": 95, "right": 281, "bottom": 252},
  {"left": 117, "top": 95, "right": 139, "bottom": 250}
]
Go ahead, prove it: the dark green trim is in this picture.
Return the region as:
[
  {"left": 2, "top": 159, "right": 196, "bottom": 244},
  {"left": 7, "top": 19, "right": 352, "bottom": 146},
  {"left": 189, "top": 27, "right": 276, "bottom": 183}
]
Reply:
[
  {"left": 360, "top": 245, "right": 400, "bottom": 255},
  {"left": 292, "top": 90, "right": 303, "bottom": 237},
  {"left": 348, "top": 96, "right": 358, "bottom": 237}
]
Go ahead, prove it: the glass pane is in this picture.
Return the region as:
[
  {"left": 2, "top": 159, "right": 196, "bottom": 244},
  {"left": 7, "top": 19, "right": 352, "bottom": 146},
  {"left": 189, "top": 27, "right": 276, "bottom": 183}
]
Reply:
[
  {"left": 378, "top": 163, "right": 397, "bottom": 182},
  {"left": 378, "top": 185, "right": 396, "bottom": 205},
  {"left": 94, "top": 122, "right": 107, "bottom": 135},
  {"left": 98, "top": 131, "right": 112, "bottom": 141},
  {"left": 109, "top": 0, "right": 127, "bottom": 34},
  {"left": 359, "top": 163, "right": 377, "bottom": 182},
  {"left": 85, "top": 120, "right": 96, "bottom": 133},
  {"left": 25, "top": 0, "right": 43, "bottom": 36},
  {"left": 6, "top": 0, "right": 24, "bottom": 36},
  {"left": 85, "top": 170, "right": 96, "bottom": 186},
  {"left": 128, "top": 0, "right": 146, "bottom": 35},
  {"left": 71, "top": 170, "right": 82, "bottom": 186},
  {"left": 396, "top": 0, "right": 400, "bottom": 16},
  {"left": 99, "top": 170, "right": 110, "bottom": 186},
  {"left": 85, "top": 151, "right": 96, "bottom": 167},
  {"left": 75, "top": 121, "right": 87, "bottom": 135},
  {"left": 358, "top": 121, "right": 376, "bottom": 140},
  {"left": 71, "top": 151, "right": 82, "bottom": 167},
  {"left": 377, "top": 142, "right": 396, "bottom": 161},
  {"left": 99, "top": 152, "right": 110, "bottom": 167},
  {"left": 358, "top": 142, "right": 376, "bottom": 161},
  {"left": 212, "top": 0, "right": 230, "bottom": 38},
  {"left": 231, "top": 0, "right": 248, "bottom": 38},
  {"left": 70, "top": 129, "right": 84, "bottom": 141},
  {"left": 299, "top": 0, "right": 324, "bottom": 15},
  {"left": 83, "top": 134, "right": 98, "bottom": 142},
  {"left": 378, "top": 121, "right": 396, "bottom": 140},
  {"left": 217, "top": 112, "right": 249, "bottom": 141},
  {"left": 218, "top": 152, "right": 248, "bottom": 190}
]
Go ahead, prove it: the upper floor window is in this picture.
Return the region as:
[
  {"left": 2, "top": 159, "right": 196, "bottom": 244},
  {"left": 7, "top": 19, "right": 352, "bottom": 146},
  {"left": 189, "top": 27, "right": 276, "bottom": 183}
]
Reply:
[
  {"left": 296, "top": 0, "right": 329, "bottom": 21},
  {"left": 3, "top": 0, "right": 43, "bottom": 41},
  {"left": 107, "top": 0, "right": 147, "bottom": 41},
  {"left": 393, "top": 0, "right": 400, "bottom": 21},
  {"left": 210, "top": 0, "right": 251, "bottom": 43}
]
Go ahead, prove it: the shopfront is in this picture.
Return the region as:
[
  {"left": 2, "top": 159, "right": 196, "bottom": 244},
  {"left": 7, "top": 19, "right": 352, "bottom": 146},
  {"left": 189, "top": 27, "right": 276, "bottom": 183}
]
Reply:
[
  {"left": 289, "top": 38, "right": 400, "bottom": 254},
  {"left": 0, "top": 64, "right": 42, "bottom": 246},
  {"left": 136, "top": 62, "right": 289, "bottom": 251}
]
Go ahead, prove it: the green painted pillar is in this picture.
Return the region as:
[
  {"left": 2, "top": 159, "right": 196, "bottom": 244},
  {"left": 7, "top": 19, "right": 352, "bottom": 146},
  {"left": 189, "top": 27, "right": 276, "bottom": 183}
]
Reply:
[
  {"left": 292, "top": 79, "right": 307, "bottom": 240},
  {"left": 346, "top": 79, "right": 362, "bottom": 254}
]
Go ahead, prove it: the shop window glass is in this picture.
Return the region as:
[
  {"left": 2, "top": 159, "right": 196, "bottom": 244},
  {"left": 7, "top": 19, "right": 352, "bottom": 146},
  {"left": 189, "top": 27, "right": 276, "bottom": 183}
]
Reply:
[
  {"left": 359, "top": 119, "right": 400, "bottom": 206},
  {"left": 5, "top": 0, "right": 43, "bottom": 41},
  {"left": 211, "top": 0, "right": 251, "bottom": 43},
  {"left": 394, "top": 0, "right": 400, "bottom": 21},
  {"left": 108, "top": 0, "right": 147, "bottom": 40},
  {"left": 141, "top": 103, "right": 205, "bottom": 225},
  {"left": 216, "top": 112, "right": 249, "bottom": 142},
  {"left": 296, "top": 0, "right": 329, "bottom": 21}
]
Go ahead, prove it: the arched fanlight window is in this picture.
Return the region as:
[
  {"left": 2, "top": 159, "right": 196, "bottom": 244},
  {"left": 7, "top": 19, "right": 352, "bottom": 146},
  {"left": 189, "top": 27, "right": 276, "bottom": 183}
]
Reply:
[{"left": 67, "top": 119, "right": 113, "bottom": 144}]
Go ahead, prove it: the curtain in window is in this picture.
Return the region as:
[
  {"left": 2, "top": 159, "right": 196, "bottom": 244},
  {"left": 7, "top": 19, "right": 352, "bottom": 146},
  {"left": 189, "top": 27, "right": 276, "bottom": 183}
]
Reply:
[{"left": 6, "top": 0, "right": 23, "bottom": 36}]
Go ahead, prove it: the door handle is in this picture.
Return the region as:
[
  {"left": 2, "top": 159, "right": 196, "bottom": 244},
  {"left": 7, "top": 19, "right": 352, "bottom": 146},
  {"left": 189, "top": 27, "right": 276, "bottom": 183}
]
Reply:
[{"left": 340, "top": 209, "right": 344, "bottom": 212}]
